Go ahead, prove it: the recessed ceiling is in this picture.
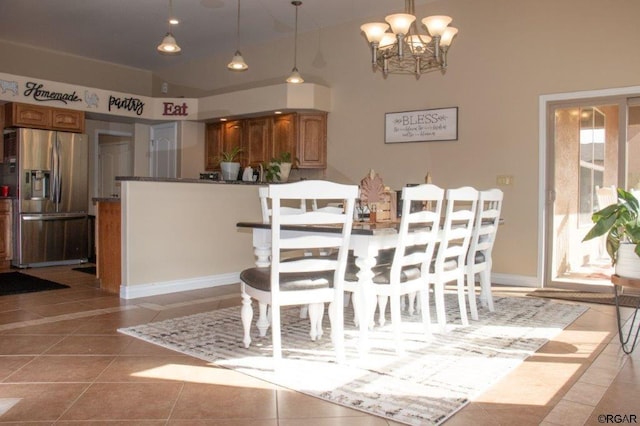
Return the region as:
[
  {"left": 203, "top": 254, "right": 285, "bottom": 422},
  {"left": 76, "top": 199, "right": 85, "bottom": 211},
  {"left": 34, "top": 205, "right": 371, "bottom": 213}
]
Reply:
[{"left": 0, "top": 0, "right": 435, "bottom": 72}]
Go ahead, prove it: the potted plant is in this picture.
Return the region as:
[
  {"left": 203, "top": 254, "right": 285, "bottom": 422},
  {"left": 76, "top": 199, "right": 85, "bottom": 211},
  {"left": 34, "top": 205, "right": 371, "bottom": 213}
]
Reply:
[
  {"left": 582, "top": 188, "right": 640, "bottom": 278},
  {"left": 266, "top": 152, "right": 294, "bottom": 182},
  {"left": 219, "top": 146, "right": 243, "bottom": 181}
]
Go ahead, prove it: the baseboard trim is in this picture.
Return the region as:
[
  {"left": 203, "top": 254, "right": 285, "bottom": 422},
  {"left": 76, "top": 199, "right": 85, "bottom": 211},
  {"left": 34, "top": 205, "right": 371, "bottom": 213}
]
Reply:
[
  {"left": 491, "top": 273, "right": 541, "bottom": 288},
  {"left": 120, "top": 272, "right": 240, "bottom": 299}
]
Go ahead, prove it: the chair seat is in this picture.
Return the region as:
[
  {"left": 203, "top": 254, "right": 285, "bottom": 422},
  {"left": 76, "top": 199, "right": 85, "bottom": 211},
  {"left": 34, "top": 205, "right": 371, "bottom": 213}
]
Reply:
[
  {"left": 240, "top": 267, "right": 334, "bottom": 292},
  {"left": 473, "top": 251, "right": 486, "bottom": 264},
  {"left": 371, "top": 265, "right": 422, "bottom": 284},
  {"left": 430, "top": 258, "right": 459, "bottom": 273}
]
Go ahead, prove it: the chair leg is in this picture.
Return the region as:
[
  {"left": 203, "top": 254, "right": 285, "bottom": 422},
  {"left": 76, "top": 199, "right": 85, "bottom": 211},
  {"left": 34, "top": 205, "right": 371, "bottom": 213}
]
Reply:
[
  {"left": 377, "top": 295, "right": 388, "bottom": 327},
  {"left": 271, "top": 305, "right": 282, "bottom": 362},
  {"left": 480, "top": 268, "right": 495, "bottom": 311},
  {"left": 418, "top": 288, "right": 431, "bottom": 335},
  {"left": 457, "top": 275, "right": 469, "bottom": 326},
  {"left": 466, "top": 271, "right": 479, "bottom": 321},
  {"left": 433, "top": 280, "right": 447, "bottom": 332},
  {"left": 299, "top": 304, "right": 309, "bottom": 319},
  {"left": 407, "top": 292, "right": 417, "bottom": 315},
  {"left": 390, "top": 293, "right": 404, "bottom": 354},
  {"left": 257, "top": 303, "right": 270, "bottom": 337},
  {"left": 241, "top": 290, "right": 253, "bottom": 348},
  {"left": 350, "top": 289, "right": 360, "bottom": 327},
  {"left": 308, "top": 302, "right": 324, "bottom": 341},
  {"left": 328, "top": 299, "right": 346, "bottom": 363}
]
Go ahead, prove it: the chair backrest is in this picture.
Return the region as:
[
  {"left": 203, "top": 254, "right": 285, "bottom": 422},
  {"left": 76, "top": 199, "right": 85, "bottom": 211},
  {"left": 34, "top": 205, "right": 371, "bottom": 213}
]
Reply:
[
  {"left": 259, "top": 186, "right": 306, "bottom": 224},
  {"left": 595, "top": 185, "right": 617, "bottom": 211},
  {"left": 467, "top": 188, "right": 503, "bottom": 267},
  {"left": 435, "top": 186, "right": 478, "bottom": 269},
  {"left": 392, "top": 184, "right": 445, "bottom": 279},
  {"left": 268, "top": 180, "right": 358, "bottom": 294}
]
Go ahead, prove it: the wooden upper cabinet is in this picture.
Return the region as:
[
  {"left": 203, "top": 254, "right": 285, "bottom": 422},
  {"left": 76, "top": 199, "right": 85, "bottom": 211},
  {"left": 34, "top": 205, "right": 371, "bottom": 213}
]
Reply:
[
  {"left": 244, "top": 117, "right": 271, "bottom": 167},
  {"left": 272, "top": 114, "right": 297, "bottom": 162},
  {"left": 204, "top": 112, "right": 327, "bottom": 171},
  {"left": 204, "top": 123, "right": 223, "bottom": 171},
  {"left": 51, "top": 108, "right": 85, "bottom": 133},
  {"left": 297, "top": 113, "right": 327, "bottom": 168},
  {"left": 4, "top": 103, "right": 84, "bottom": 133},
  {"left": 6, "top": 103, "right": 51, "bottom": 129}
]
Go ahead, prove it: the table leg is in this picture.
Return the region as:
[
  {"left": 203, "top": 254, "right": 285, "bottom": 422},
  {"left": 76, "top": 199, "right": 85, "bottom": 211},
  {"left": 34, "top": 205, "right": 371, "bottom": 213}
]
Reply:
[{"left": 353, "top": 247, "right": 378, "bottom": 357}]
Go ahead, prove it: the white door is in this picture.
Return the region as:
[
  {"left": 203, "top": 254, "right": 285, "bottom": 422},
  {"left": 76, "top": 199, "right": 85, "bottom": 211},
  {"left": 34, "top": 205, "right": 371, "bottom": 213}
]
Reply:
[
  {"left": 98, "top": 134, "right": 133, "bottom": 198},
  {"left": 150, "top": 122, "right": 178, "bottom": 178}
]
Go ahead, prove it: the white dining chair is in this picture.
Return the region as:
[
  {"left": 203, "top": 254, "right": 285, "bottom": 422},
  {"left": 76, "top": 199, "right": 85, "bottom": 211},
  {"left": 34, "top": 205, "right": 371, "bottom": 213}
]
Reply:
[
  {"left": 465, "top": 188, "right": 503, "bottom": 319},
  {"left": 428, "top": 186, "right": 478, "bottom": 330},
  {"left": 346, "top": 184, "right": 444, "bottom": 353},
  {"left": 241, "top": 180, "right": 358, "bottom": 363}
]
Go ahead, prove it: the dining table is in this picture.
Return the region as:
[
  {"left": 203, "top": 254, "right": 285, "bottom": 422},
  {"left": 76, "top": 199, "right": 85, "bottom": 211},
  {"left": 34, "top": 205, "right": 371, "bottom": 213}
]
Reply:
[{"left": 236, "top": 220, "right": 403, "bottom": 356}]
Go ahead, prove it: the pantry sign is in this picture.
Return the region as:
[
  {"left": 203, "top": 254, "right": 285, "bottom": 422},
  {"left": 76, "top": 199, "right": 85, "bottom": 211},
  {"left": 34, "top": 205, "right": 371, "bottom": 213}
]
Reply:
[{"left": 385, "top": 107, "right": 458, "bottom": 143}]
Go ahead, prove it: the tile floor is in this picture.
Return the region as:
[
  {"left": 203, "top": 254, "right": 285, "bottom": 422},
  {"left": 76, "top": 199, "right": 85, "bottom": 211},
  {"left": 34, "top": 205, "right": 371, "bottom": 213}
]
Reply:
[{"left": 0, "top": 265, "right": 638, "bottom": 425}]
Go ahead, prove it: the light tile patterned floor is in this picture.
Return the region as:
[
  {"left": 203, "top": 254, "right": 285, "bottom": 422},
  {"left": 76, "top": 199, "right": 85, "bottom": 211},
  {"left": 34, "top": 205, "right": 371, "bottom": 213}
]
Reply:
[{"left": 0, "top": 265, "right": 638, "bottom": 425}]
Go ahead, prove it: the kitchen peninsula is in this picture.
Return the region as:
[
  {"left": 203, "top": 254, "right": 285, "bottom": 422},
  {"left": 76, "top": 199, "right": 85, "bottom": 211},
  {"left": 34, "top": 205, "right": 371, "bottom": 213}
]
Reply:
[{"left": 100, "top": 177, "right": 263, "bottom": 298}]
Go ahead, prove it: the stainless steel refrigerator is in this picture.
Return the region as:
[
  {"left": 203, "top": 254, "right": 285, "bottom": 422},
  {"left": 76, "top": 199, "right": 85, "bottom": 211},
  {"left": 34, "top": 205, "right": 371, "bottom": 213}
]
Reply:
[{"left": 3, "top": 128, "right": 89, "bottom": 267}]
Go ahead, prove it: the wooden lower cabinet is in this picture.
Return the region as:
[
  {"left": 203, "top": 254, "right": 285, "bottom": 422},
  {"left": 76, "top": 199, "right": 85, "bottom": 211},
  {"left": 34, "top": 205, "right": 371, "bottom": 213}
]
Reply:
[
  {"left": 96, "top": 200, "right": 121, "bottom": 294},
  {"left": 0, "top": 199, "right": 12, "bottom": 270}
]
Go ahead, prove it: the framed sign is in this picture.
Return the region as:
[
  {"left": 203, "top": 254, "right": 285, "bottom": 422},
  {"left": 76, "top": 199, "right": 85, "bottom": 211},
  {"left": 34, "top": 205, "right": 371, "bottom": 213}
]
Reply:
[{"left": 385, "top": 107, "right": 458, "bottom": 143}]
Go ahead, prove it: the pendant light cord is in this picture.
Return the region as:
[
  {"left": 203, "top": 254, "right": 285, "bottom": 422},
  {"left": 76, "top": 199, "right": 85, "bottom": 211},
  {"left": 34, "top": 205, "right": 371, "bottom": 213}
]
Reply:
[
  {"left": 293, "top": 1, "right": 300, "bottom": 68},
  {"left": 236, "top": 0, "right": 241, "bottom": 50}
]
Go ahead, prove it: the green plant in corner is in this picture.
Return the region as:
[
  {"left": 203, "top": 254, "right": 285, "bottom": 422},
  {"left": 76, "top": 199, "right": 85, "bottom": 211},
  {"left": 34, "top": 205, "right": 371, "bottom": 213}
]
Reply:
[{"left": 582, "top": 188, "right": 640, "bottom": 264}]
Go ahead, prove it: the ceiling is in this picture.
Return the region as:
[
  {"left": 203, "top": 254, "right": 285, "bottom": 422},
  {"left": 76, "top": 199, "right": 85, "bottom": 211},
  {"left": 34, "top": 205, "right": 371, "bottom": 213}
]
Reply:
[{"left": 0, "top": 0, "right": 434, "bottom": 72}]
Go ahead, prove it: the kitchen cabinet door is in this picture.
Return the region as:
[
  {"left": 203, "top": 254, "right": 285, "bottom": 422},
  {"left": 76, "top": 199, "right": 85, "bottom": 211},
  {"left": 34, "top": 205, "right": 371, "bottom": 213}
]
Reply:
[
  {"left": 244, "top": 117, "right": 272, "bottom": 167},
  {"left": 297, "top": 113, "right": 327, "bottom": 168},
  {"left": 223, "top": 121, "right": 243, "bottom": 161},
  {"left": 6, "top": 103, "right": 52, "bottom": 129},
  {"left": 0, "top": 200, "right": 12, "bottom": 269},
  {"left": 51, "top": 108, "right": 85, "bottom": 133},
  {"left": 272, "top": 114, "right": 297, "bottom": 163},
  {"left": 205, "top": 123, "right": 222, "bottom": 171}
]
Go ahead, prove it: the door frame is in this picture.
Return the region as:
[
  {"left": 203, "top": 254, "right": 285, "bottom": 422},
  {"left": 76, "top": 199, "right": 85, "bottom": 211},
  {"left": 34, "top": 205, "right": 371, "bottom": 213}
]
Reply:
[
  {"left": 93, "top": 129, "right": 133, "bottom": 203},
  {"left": 538, "top": 85, "right": 640, "bottom": 288}
]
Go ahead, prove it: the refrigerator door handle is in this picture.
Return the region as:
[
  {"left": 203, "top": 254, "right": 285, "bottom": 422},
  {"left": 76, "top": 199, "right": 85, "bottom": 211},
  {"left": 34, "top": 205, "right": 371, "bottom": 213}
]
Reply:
[
  {"left": 53, "top": 138, "right": 61, "bottom": 208},
  {"left": 22, "top": 213, "right": 87, "bottom": 221}
]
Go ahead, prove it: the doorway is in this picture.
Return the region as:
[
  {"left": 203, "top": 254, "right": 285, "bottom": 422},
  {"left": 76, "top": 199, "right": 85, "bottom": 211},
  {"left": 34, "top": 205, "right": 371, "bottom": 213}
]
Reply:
[
  {"left": 150, "top": 122, "right": 178, "bottom": 178},
  {"left": 546, "top": 96, "right": 640, "bottom": 290},
  {"left": 98, "top": 132, "right": 133, "bottom": 198}
]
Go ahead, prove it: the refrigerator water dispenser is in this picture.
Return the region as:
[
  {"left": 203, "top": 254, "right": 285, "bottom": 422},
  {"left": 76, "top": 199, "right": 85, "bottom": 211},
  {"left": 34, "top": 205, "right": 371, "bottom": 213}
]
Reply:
[{"left": 26, "top": 170, "right": 51, "bottom": 200}]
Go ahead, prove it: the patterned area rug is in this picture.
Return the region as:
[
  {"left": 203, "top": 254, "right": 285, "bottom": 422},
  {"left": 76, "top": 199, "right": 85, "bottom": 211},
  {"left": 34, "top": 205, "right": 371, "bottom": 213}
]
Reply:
[
  {"left": 119, "top": 295, "right": 587, "bottom": 425},
  {"left": 528, "top": 289, "right": 640, "bottom": 308}
]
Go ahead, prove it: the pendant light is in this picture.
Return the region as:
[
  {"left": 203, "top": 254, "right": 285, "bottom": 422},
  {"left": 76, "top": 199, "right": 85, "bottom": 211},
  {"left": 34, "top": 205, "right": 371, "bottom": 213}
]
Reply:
[
  {"left": 286, "top": 1, "right": 303, "bottom": 84},
  {"left": 157, "top": 0, "right": 181, "bottom": 54},
  {"left": 227, "top": 0, "right": 248, "bottom": 71}
]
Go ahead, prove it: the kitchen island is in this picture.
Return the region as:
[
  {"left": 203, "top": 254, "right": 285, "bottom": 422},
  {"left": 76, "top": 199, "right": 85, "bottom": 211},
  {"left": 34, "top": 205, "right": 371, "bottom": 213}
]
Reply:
[{"left": 108, "top": 177, "right": 263, "bottom": 299}]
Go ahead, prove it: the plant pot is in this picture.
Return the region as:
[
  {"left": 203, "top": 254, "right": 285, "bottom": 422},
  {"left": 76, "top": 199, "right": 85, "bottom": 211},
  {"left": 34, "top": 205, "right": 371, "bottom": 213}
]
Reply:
[
  {"left": 615, "top": 243, "right": 640, "bottom": 279},
  {"left": 220, "top": 162, "right": 241, "bottom": 181},
  {"left": 277, "top": 162, "right": 292, "bottom": 182}
]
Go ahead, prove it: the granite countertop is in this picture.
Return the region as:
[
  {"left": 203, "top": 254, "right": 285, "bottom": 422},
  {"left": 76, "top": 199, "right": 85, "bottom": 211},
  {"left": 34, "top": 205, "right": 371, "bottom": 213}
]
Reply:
[{"left": 115, "top": 176, "right": 269, "bottom": 185}]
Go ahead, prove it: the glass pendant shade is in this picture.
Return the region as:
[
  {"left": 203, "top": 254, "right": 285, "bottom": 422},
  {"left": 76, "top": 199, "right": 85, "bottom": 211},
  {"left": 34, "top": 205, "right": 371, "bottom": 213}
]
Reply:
[
  {"left": 286, "top": 67, "right": 304, "bottom": 84},
  {"left": 379, "top": 33, "right": 397, "bottom": 50},
  {"left": 385, "top": 13, "right": 415, "bottom": 35},
  {"left": 360, "top": 22, "right": 390, "bottom": 43},
  {"left": 157, "top": 33, "right": 181, "bottom": 53},
  {"left": 421, "top": 15, "right": 453, "bottom": 37},
  {"left": 440, "top": 27, "right": 458, "bottom": 47},
  {"left": 228, "top": 51, "right": 248, "bottom": 71}
]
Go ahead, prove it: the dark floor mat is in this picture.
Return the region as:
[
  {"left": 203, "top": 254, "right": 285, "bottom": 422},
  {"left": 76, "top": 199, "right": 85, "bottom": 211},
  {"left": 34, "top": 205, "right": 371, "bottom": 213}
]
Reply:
[
  {"left": 0, "top": 272, "right": 69, "bottom": 296},
  {"left": 72, "top": 266, "right": 96, "bottom": 275}
]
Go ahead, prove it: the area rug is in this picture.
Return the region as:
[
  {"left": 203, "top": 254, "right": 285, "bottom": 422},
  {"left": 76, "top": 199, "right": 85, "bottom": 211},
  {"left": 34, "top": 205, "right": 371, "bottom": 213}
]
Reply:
[
  {"left": 528, "top": 288, "right": 640, "bottom": 308},
  {"left": 119, "top": 295, "right": 587, "bottom": 425},
  {"left": 71, "top": 266, "right": 96, "bottom": 275},
  {"left": 0, "top": 272, "right": 69, "bottom": 296}
]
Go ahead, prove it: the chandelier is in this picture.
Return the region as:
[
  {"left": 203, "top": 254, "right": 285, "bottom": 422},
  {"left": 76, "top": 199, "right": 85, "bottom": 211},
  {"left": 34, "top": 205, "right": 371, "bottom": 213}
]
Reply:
[{"left": 360, "top": 0, "right": 458, "bottom": 78}]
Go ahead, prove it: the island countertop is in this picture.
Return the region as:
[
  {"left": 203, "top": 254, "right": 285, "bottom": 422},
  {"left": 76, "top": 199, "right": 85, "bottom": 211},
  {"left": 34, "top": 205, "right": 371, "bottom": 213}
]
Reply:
[{"left": 115, "top": 176, "right": 268, "bottom": 185}]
